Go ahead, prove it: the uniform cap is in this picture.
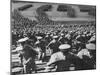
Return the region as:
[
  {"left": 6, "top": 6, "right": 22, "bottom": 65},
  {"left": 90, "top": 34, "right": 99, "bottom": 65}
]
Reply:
[
  {"left": 53, "top": 36, "right": 58, "bottom": 39},
  {"left": 36, "top": 36, "right": 42, "bottom": 39},
  {"left": 17, "top": 37, "right": 29, "bottom": 43},
  {"left": 86, "top": 43, "right": 96, "bottom": 50},
  {"left": 59, "top": 44, "right": 71, "bottom": 50}
]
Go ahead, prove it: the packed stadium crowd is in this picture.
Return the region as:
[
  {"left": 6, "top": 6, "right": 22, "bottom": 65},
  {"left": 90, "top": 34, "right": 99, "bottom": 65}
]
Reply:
[{"left": 11, "top": 4, "right": 96, "bottom": 74}]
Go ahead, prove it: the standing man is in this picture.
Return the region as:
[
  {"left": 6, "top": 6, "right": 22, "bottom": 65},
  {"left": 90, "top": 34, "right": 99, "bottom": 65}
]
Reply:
[
  {"left": 22, "top": 44, "right": 38, "bottom": 73},
  {"left": 17, "top": 37, "right": 38, "bottom": 73}
]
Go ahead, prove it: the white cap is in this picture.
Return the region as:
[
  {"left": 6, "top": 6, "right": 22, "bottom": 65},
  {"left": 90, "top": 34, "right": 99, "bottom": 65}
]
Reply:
[
  {"left": 36, "top": 36, "right": 42, "bottom": 39},
  {"left": 59, "top": 44, "right": 71, "bottom": 50},
  {"left": 53, "top": 36, "right": 58, "bottom": 39},
  {"left": 61, "top": 33, "right": 64, "bottom": 36},
  {"left": 17, "top": 37, "right": 29, "bottom": 43},
  {"left": 86, "top": 43, "right": 96, "bottom": 50}
]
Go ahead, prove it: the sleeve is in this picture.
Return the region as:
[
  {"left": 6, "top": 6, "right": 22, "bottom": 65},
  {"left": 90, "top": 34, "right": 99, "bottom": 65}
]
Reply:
[
  {"left": 47, "top": 54, "right": 57, "bottom": 66},
  {"left": 77, "top": 50, "right": 84, "bottom": 59},
  {"left": 83, "top": 50, "right": 91, "bottom": 58}
]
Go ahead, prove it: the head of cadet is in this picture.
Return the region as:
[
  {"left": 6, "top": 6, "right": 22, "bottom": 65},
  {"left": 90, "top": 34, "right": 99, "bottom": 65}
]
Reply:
[
  {"left": 17, "top": 37, "right": 29, "bottom": 46},
  {"left": 13, "top": 37, "right": 29, "bottom": 52},
  {"left": 59, "top": 44, "right": 71, "bottom": 52},
  {"left": 86, "top": 43, "right": 96, "bottom": 51}
]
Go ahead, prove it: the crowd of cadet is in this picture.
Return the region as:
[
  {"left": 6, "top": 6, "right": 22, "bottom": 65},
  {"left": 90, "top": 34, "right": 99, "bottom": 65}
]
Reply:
[
  {"left": 12, "top": 25, "right": 96, "bottom": 74},
  {"left": 11, "top": 4, "right": 96, "bottom": 74}
]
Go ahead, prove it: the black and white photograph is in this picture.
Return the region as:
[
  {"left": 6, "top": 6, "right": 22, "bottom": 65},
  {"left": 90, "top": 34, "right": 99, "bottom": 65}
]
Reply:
[{"left": 11, "top": 0, "right": 96, "bottom": 75}]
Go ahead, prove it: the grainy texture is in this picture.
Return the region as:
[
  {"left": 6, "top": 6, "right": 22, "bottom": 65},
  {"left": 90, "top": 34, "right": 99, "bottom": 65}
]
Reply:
[{"left": 11, "top": 0, "right": 96, "bottom": 75}]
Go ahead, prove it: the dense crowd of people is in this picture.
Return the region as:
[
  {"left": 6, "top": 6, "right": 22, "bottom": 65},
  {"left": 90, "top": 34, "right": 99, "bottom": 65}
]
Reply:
[
  {"left": 11, "top": 4, "right": 96, "bottom": 75},
  {"left": 11, "top": 23, "right": 96, "bottom": 74}
]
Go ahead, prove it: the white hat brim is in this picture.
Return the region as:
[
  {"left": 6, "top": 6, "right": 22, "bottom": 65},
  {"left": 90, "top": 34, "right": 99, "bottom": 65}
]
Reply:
[
  {"left": 86, "top": 43, "right": 96, "bottom": 50},
  {"left": 59, "top": 44, "right": 71, "bottom": 50},
  {"left": 17, "top": 37, "right": 29, "bottom": 43},
  {"left": 37, "top": 36, "right": 42, "bottom": 39}
]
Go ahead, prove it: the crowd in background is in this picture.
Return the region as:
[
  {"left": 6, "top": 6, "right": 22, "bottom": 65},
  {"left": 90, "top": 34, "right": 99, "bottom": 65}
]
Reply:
[{"left": 11, "top": 4, "right": 96, "bottom": 74}]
